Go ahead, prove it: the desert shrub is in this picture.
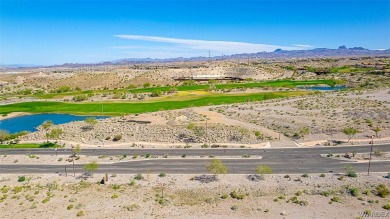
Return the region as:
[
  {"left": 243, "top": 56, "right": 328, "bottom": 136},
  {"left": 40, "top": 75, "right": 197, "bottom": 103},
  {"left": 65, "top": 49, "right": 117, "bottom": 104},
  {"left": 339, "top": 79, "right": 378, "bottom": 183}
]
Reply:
[
  {"left": 13, "top": 186, "right": 23, "bottom": 193},
  {"left": 321, "top": 191, "right": 331, "bottom": 197},
  {"left": 159, "top": 172, "right": 166, "bottom": 177},
  {"left": 349, "top": 187, "right": 360, "bottom": 197},
  {"left": 299, "top": 200, "right": 309, "bottom": 206},
  {"left": 168, "top": 87, "right": 177, "bottom": 93},
  {"left": 113, "top": 135, "right": 122, "bottom": 141},
  {"left": 1, "top": 186, "right": 9, "bottom": 194},
  {"left": 67, "top": 205, "right": 73, "bottom": 210},
  {"left": 134, "top": 174, "right": 144, "bottom": 180},
  {"left": 295, "top": 191, "right": 303, "bottom": 196},
  {"left": 126, "top": 84, "right": 137, "bottom": 89},
  {"left": 221, "top": 194, "right": 228, "bottom": 199},
  {"left": 111, "top": 194, "right": 119, "bottom": 199},
  {"left": 111, "top": 184, "right": 120, "bottom": 190},
  {"left": 331, "top": 196, "right": 340, "bottom": 202},
  {"left": 230, "top": 190, "right": 245, "bottom": 200},
  {"left": 364, "top": 210, "right": 372, "bottom": 215},
  {"left": 72, "top": 95, "right": 88, "bottom": 102},
  {"left": 288, "top": 196, "right": 299, "bottom": 204},
  {"left": 383, "top": 203, "right": 390, "bottom": 210},
  {"left": 42, "top": 197, "right": 50, "bottom": 203},
  {"left": 124, "top": 203, "right": 140, "bottom": 211},
  {"left": 53, "top": 86, "right": 72, "bottom": 93},
  {"left": 77, "top": 211, "right": 84, "bottom": 217},
  {"left": 345, "top": 165, "right": 357, "bottom": 177},
  {"left": 187, "top": 123, "right": 195, "bottom": 130},
  {"left": 376, "top": 184, "right": 390, "bottom": 198},
  {"left": 302, "top": 173, "right": 309, "bottom": 178},
  {"left": 157, "top": 197, "right": 169, "bottom": 205},
  {"left": 112, "top": 93, "right": 121, "bottom": 99},
  {"left": 182, "top": 80, "right": 196, "bottom": 86},
  {"left": 231, "top": 205, "right": 238, "bottom": 211},
  {"left": 18, "top": 176, "right": 26, "bottom": 182},
  {"left": 150, "top": 90, "right": 162, "bottom": 97},
  {"left": 320, "top": 173, "right": 326, "bottom": 177}
]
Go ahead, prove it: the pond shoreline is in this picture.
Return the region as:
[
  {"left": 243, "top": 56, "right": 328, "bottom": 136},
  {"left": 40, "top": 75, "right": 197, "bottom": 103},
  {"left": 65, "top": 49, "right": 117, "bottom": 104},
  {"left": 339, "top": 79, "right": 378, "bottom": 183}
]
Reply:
[
  {"left": 0, "top": 112, "right": 31, "bottom": 121},
  {"left": 0, "top": 113, "right": 109, "bottom": 133}
]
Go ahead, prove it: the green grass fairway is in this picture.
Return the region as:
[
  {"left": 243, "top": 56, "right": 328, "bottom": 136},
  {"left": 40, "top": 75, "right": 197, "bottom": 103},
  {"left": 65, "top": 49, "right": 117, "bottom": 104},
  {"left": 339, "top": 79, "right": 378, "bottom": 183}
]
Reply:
[
  {"left": 0, "top": 91, "right": 308, "bottom": 116},
  {"left": 0, "top": 143, "right": 58, "bottom": 149},
  {"left": 127, "top": 79, "right": 338, "bottom": 94},
  {"left": 23, "top": 79, "right": 338, "bottom": 99}
]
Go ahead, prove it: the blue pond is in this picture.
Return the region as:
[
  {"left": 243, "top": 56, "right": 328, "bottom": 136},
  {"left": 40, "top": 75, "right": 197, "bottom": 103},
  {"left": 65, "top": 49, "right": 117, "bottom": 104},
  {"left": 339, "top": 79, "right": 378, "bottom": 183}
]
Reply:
[
  {"left": 0, "top": 114, "right": 108, "bottom": 134},
  {"left": 298, "top": 85, "right": 347, "bottom": 91}
]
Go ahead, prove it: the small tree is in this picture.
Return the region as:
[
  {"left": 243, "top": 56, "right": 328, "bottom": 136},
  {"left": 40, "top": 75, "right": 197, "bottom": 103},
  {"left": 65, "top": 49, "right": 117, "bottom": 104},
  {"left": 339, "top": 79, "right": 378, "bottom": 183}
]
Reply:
[
  {"left": 150, "top": 90, "right": 162, "bottom": 97},
  {"left": 0, "top": 129, "right": 10, "bottom": 144},
  {"left": 85, "top": 117, "right": 98, "bottom": 130},
  {"left": 168, "top": 87, "right": 178, "bottom": 94},
  {"left": 254, "top": 131, "right": 263, "bottom": 140},
  {"left": 372, "top": 127, "right": 381, "bottom": 138},
  {"left": 342, "top": 127, "right": 359, "bottom": 143},
  {"left": 41, "top": 120, "right": 53, "bottom": 143},
  {"left": 344, "top": 165, "right": 357, "bottom": 178},
  {"left": 299, "top": 127, "right": 310, "bottom": 139},
  {"left": 83, "top": 161, "right": 99, "bottom": 177},
  {"left": 72, "top": 144, "right": 81, "bottom": 157},
  {"left": 206, "top": 159, "right": 227, "bottom": 177},
  {"left": 256, "top": 165, "right": 273, "bottom": 179},
  {"left": 48, "top": 128, "right": 63, "bottom": 143}
]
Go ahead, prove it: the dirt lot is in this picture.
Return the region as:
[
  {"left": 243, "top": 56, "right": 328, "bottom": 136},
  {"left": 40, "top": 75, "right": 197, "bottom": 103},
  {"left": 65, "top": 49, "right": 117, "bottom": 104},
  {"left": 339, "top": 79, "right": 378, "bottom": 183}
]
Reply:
[{"left": 0, "top": 173, "right": 389, "bottom": 219}]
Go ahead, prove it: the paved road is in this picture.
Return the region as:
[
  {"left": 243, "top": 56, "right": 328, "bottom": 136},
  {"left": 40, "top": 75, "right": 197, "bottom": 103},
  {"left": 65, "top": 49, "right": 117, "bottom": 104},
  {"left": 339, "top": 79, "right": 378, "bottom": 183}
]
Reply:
[{"left": 0, "top": 144, "right": 389, "bottom": 174}]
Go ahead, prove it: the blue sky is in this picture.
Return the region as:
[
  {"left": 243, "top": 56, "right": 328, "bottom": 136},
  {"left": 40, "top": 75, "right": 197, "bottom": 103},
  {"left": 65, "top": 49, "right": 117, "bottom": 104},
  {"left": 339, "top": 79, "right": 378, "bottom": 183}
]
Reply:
[{"left": 1, "top": 0, "right": 389, "bottom": 65}]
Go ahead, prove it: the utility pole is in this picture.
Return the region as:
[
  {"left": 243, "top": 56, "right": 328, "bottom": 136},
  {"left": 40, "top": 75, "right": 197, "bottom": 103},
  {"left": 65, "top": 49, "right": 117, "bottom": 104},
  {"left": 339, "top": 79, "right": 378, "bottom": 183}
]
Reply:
[
  {"left": 367, "top": 135, "right": 374, "bottom": 176},
  {"left": 161, "top": 183, "right": 165, "bottom": 200},
  {"left": 209, "top": 50, "right": 211, "bottom": 62},
  {"left": 205, "top": 119, "right": 208, "bottom": 146},
  {"left": 73, "top": 159, "right": 75, "bottom": 177}
]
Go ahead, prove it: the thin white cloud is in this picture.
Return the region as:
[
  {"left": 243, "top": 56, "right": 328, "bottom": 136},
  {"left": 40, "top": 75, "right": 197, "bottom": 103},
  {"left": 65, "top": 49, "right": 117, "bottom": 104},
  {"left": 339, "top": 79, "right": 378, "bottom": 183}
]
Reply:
[
  {"left": 114, "top": 34, "right": 312, "bottom": 54},
  {"left": 110, "top": 45, "right": 144, "bottom": 49},
  {"left": 292, "top": 44, "right": 314, "bottom": 48}
]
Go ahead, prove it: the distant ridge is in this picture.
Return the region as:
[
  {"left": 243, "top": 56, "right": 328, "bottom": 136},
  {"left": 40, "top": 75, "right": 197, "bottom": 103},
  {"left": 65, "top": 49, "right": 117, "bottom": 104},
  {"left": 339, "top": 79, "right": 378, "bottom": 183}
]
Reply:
[
  {"left": 82, "top": 46, "right": 390, "bottom": 66},
  {"left": 2, "top": 46, "right": 390, "bottom": 69}
]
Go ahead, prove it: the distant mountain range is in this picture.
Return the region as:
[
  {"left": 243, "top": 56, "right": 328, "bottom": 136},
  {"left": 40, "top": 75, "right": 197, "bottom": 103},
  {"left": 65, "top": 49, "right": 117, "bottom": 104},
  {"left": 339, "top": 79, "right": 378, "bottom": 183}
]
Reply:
[{"left": 2, "top": 46, "right": 390, "bottom": 69}]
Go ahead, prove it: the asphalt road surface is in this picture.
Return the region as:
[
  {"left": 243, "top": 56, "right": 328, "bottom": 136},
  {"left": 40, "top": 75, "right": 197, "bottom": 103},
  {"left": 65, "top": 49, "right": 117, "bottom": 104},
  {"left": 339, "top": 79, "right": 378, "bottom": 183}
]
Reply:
[{"left": 0, "top": 144, "right": 389, "bottom": 174}]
